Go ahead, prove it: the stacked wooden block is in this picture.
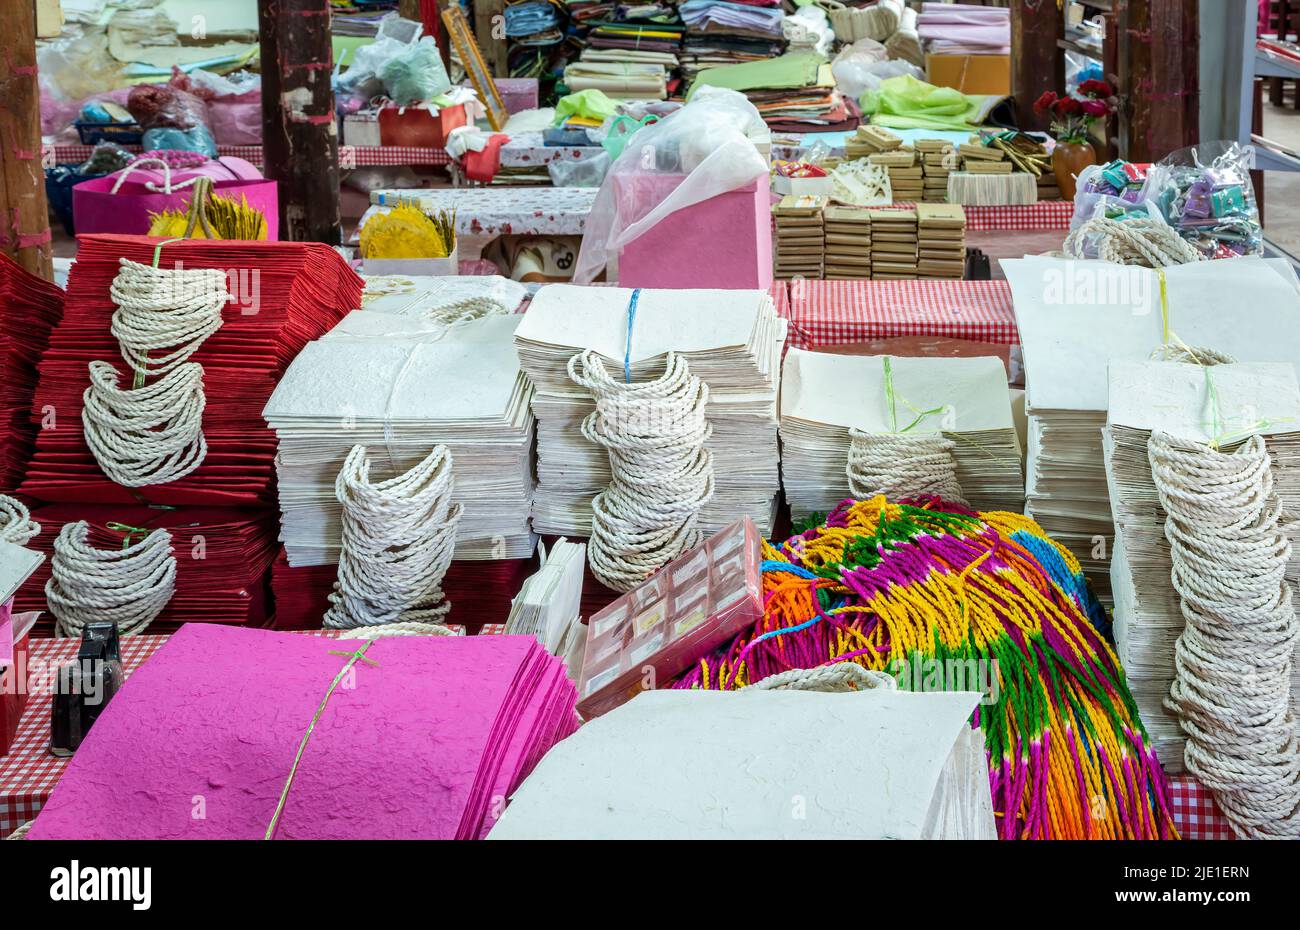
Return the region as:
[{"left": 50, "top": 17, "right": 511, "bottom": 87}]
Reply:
[
  {"left": 916, "top": 203, "right": 966, "bottom": 280},
  {"left": 844, "top": 125, "right": 904, "bottom": 159},
  {"left": 958, "top": 142, "right": 1012, "bottom": 174},
  {"left": 869, "top": 149, "right": 923, "bottom": 203},
  {"left": 773, "top": 194, "right": 826, "bottom": 280},
  {"left": 867, "top": 208, "right": 918, "bottom": 279},
  {"left": 822, "top": 206, "right": 872, "bottom": 280},
  {"left": 918, "top": 139, "right": 956, "bottom": 203}
]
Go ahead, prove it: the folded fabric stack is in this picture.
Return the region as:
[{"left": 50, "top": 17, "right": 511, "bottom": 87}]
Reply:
[
  {"left": 563, "top": 61, "right": 671, "bottom": 98},
  {"left": 918, "top": 1, "right": 1010, "bottom": 56},
  {"left": 505, "top": 0, "right": 565, "bottom": 46},
  {"left": 779, "top": 350, "right": 1022, "bottom": 519},
  {"left": 514, "top": 285, "right": 785, "bottom": 537},
  {"left": 868, "top": 207, "right": 918, "bottom": 278},
  {"left": 1006, "top": 256, "right": 1300, "bottom": 592},
  {"left": 679, "top": 1, "right": 788, "bottom": 80},
  {"left": 27, "top": 626, "right": 579, "bottom": 840},
  {"left": 773, "top": 194, "right": 825, "bottom": 280},
  {"left": 14, "top": 505, "right": 279, "bottom": 636},
  {"left": 20, "top": 236, "right": 360, "bottom": 507},
  {"left": 0, "top": 254, "right": 64, "bottom": 496},
  {"left": 822, "top": 206, "right": 872, "bottom": 280},
  {"left": 1105, "top": 360, "right": 1300, "bottom": 770},
  {"left": 263, "top": 313, "right": 536, "bottom": 568},
  {"left": 916, "top": 202, "right": 966, "bottom": 279}
]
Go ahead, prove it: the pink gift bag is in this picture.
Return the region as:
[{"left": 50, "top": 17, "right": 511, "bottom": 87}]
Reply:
[{"left": 72, "top": 156, "right": 278, "bottom": 239}]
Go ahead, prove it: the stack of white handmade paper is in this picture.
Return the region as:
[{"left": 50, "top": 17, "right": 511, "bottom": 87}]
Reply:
[
  {"left": 779, "top": 350, "right": 1022, "bottom": 518},
  {"left": 1105, "top": 359, "right": 1300, "bottom": 769},
  {"left": 358, "top": 274, "right": 526, "bottom": 321},
  {"left": 514, "top": 285, "right": 785, "bottom": 536},
  {"left": 262, "top": 312, "right": 536, "bottom": 566},
  {"left": 1005, "top": 256, "right": 1300, "bottom": 591},
  {"left": 504, "top": 538, "right": 587, "bottom": 663},
  {"left": 488, "top": 686, "right": 996, "bottom": 839}
]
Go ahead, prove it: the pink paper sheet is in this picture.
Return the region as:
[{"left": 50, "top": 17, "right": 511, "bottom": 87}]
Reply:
[{"left": 28, "top": 625, "right": 577, "bottom": 840}]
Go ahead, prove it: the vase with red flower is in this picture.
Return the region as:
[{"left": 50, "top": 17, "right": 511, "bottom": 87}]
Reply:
[{"left": 1033, "top": 80, "right": 1116, "bottom": 200}]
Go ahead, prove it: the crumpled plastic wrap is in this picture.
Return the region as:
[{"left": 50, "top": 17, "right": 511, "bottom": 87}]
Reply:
[{"left": 573, "top": 87, "right": 769, "bottom": 284}]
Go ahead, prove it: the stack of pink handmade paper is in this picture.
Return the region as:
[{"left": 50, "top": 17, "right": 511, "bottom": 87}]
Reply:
[
  {"left": 918, "top": 2, "right": 1010, "bottom": 55},
  {"left": 26, "top": 625, "right": 578, "bottom": 840}
]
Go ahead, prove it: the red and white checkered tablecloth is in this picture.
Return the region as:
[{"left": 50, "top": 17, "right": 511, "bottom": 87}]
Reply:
[
  {"left": 0, "top": 624, "right": 505, "bottom": 837},
  {"left": 44, "top": 144, "right": 452, "bottom": 171},
  {"left": 781, "top": 278, "right": 1018, "bottom": 349},
  {"left": 879, "top": 201, "right": 1072, "bottom": 232},
  {"left": 1167, "top": 775, "right": 1237, "bottom": 840}
]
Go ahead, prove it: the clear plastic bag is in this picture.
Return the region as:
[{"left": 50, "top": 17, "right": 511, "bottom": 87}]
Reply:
[
  {"left": 1154, "top": 141, "right": 1262, "bottom": 259},
  {"left": 548, "top": 152, "right": 611, "bottom": 188},
  {"left": 378, "top": 36, "right": 452, "bottom": 106},
  {"left": 832, "top": 40, "right": 922, "bottom": 101},
  {"left": 573, "top": 87, "right": 769, "bottom": 284}
]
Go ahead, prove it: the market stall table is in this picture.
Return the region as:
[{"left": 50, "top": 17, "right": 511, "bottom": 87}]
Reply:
[
  {"left": 45, "top": 143, "right": 453, "bottom": 170},
  {"left": 0, "top": 626, "right": 504, "bottom": 837}
]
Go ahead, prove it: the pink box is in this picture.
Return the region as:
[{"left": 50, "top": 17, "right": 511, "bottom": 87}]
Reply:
[
  {"left": 577, "top": 518, "right": 763, "bottom": 718},
  {"left": 615, "top": 174, "right": 773, "bottom": 290},
  {"left": 495, "top": 78, "right": 539, "bottom": 115}
]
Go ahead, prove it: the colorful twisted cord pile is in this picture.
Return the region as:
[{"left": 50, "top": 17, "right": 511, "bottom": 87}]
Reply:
[{"left": 674, "top": 495, "right": 1177, "bottom": 840}]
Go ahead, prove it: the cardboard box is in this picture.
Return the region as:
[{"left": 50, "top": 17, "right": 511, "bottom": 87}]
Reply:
[
  {"left": 926, "top": 54, "right": 1011, "bottom": 96},
  {"left": 615, "top": 175, "right": 773, "bottom": 290},
  {"left": 377, "top": 103, "right": 468, "bottom": 149}
]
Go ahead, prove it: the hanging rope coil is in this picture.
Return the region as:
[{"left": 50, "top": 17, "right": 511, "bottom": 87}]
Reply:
[
  {"left": 0, "top": 494, "right": 40, "bottom": 546},
  {"left": 83, "top": 258, "right": 229, "bottom": 487},
  {"left": 1063, "top": 215, "right": 1204, "bottom": 267},
  {"left": 82, "top": 360, "right": 208, "bottom": 487},
  {"left": 1148, "top": 430, "right": 1300, "bottom": 839},
  {"left": 324, "top": 444, "right": 462, "bottom": 630},
  {"left": 568, "top": 350, "right": 715, "bottom": 592},
  {"left": 846, "top": 430, "right": 967, "bottom": 505},
  {"left": 45, "top": 521, "right": 176, "bottom": 638}
]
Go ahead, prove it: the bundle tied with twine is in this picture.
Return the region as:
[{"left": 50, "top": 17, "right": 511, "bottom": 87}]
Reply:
[
  {"left": 845, "top": 356, "right": 966, "bottom": 506},
  {"left": 566, "top": 290, "right": 715, "bottom": 592},
  {"left": 324, "top": 443, "right": 462, "bottom": 634},
  {"left": 675, "top": 496, "right": 1177, "bottom": 840}
]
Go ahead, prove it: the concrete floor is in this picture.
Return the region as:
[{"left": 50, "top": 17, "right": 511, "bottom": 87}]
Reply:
[{"left": 1262, "top": 87, "right": 1300, "bottom": 255}]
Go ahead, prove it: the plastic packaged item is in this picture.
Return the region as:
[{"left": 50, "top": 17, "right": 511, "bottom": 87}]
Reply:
[
  {"left": 1154, "top": 141, "right": 1262, "bottom": 259},
  {"left": 548, "top": 151, "right": 610, "bottom": 187},
  {"left": 379, "top": 36, "right": 452, "bottom": 105},
  {"left": 126, "top": 83, "right": 209, "bottom": 131},
  {"left": 183, "top": 69, "right": 263, "bottom": 145},
  {"left": 142, "top": 125, "right": 218, "bottom": 158},
  {"left": 577, "top": 517, "right": 764, "bottom": 718},
  {"left": 573, "top": 86, "right": 769, "bottom": 284}
]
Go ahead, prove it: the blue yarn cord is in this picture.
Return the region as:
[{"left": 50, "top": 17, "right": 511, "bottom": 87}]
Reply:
[{"left": 623, "top": 288, "right": 641, "bottom": 384}]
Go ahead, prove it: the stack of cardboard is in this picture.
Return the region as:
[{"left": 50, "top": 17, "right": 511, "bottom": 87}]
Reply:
[
  {"left": 773, "top": 194, "right": 826, "bottom": 280},
  {"left": 845, "top": 125, "right": 903, "bottom": 159},
  {"left": 869, "top": 149, "right": 923, "bottom": 202},
  {"left": 868, "top": 208, "right": 918, "bottom": 279},
  {"left": 918, "top": 140, "right": 955, "bottom": 203},
  {"left": 916, "top": 203, "right": 966, "bottom": 280},
  {"left": 958, "top": 142, "right": 1012, "bottom": 174},
  {"left": 822, "top": 206, "right": 872, "bottom": 280}
]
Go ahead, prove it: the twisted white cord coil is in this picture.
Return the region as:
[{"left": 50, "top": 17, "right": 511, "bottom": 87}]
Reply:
[
  {"left": 324, "top": 444, "right": 462, "bottom": 629},
  {"left": 45, "top": 521, "right": 176, "bottom": 638},
  {"left": 1063, "top": 215, "right": 1204, "bottom": 267},
  {"left": 846, "top": 430, "right": 967, "bottom": 505},
  {"left": 1148, "top": 431, "right": 1300, "bottom": 839},
  {"left": 83, "top": 259, "right": 228, "bottom": 487},
  {"left": 568, "top": 350, "right": 715, "bottom": 593},
  {"left": 336, "top": 622, "right": 458, "bottom": 639},
  {"left": 0, "top": 494, "right": 40, "bottom": 546}
]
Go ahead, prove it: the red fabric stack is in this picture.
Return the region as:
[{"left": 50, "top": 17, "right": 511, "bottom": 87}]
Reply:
[
  {"left": 270, "top": 548, "right": 539, "bottom": 633},
  {"left": 0, "top": 254, "right": 65, "bottom": 495},
  {"left": 19, "top": 235, "right": 361, "bottom": 506},
  {"left": 15, "top": 505, "right": 279, "bottom": 636}
]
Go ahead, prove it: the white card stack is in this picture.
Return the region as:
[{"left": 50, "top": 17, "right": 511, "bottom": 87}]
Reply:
[
  {"left": 1105, "top": 359, "right": 1300, "bottom": 769},
  {"left": 779, "top": 350, "right": 1023, "bottom": 518},
  {"left": 514, "top": 285, "right": 785, "bottom": 536},
  {"left": 488, "top": 687, "right": 996, "bottom": 840},
  {"left": 358, "top": 274, "right": 526, "bottom": 322},
  {"left": 262, "top": 312, "right": 536, "bottom": 567},
  {"left": 1006, "top": 256, "right": 1300, "bottom": 592},
  {"left": 504, "top": 537, "right": 587, "bottom": 660}
]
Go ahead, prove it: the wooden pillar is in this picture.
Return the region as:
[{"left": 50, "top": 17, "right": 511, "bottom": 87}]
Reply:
[
  {"left": 0, "top": 0, "right": 52, "bottom": 279},
  {"left": 258, "top": 0, "right": 341, "bottom": 245},
  {"left": 1117, "top": 0, "right": 1199, "bottom": 162},
  {"left": 474, "top": 0, "right": 509, "bottom": 77},
  {"left": 1010, "top": 0, "right": 1064, "bottom": 132}
]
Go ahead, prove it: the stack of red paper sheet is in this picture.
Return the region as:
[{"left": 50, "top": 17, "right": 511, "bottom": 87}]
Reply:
[
  {"left": 270, "top": 548, "right": 538, "bottom": 632},
  {"left": 0, "top": 254, "right": 65, "bottom": 495},
  {"left": 14, "top": 504, "right": 279, "bottom": 635},
  {"left": 19, "top": 235, "right": 361, "bottom": 507}
]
